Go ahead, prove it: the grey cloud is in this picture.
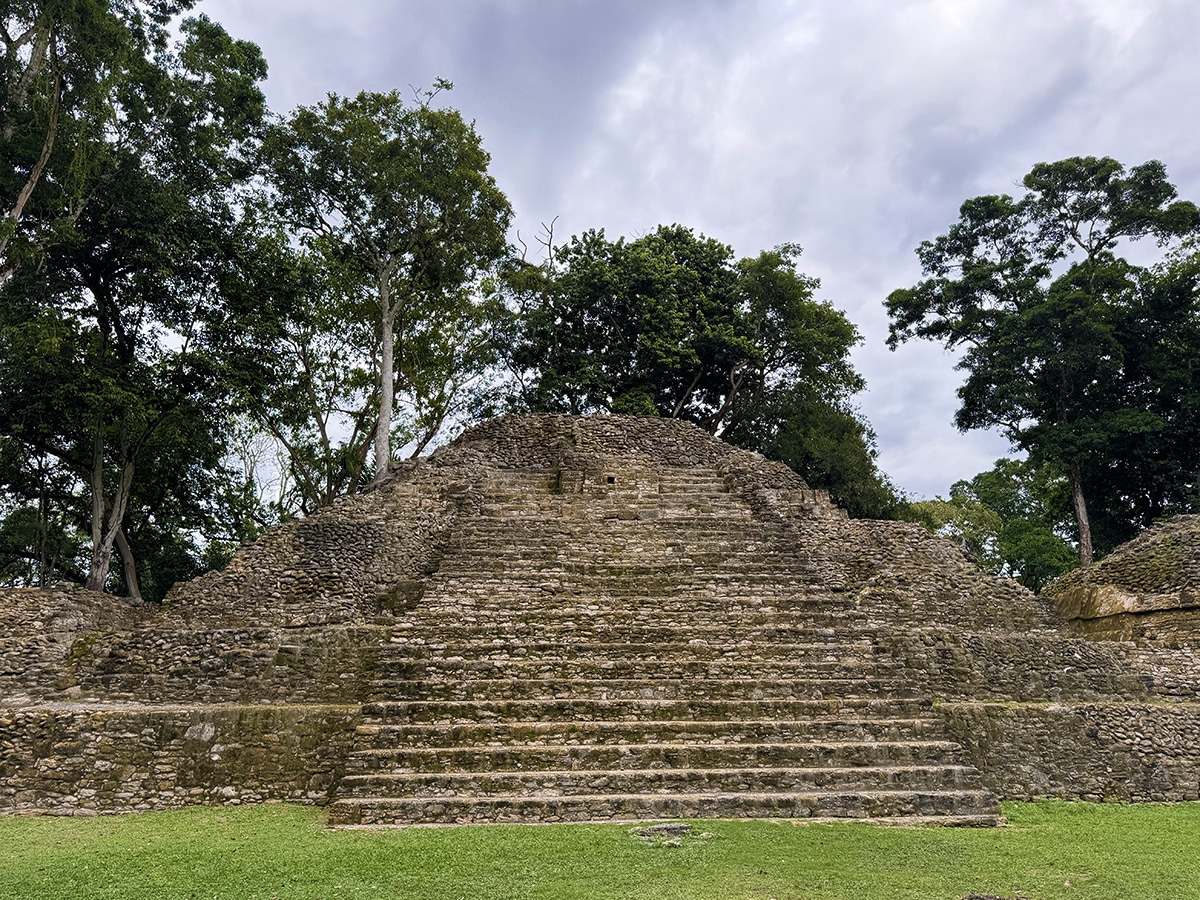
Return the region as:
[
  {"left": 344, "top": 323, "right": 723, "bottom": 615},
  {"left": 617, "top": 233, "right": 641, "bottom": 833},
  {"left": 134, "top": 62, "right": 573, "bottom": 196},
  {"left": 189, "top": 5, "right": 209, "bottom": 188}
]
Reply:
[{"left": 199, "top": 0, "right": 1200, "bottom": 497}]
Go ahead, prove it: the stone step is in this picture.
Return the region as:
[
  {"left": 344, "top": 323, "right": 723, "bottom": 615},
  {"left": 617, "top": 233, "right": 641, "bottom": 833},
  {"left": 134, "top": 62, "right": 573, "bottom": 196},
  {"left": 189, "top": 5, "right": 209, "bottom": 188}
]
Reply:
[
  {"left": 479, "top": 481, "right": 741, "bottom": 496},
  {"left": 438, "top": 542, "right": 785, "bottom": 559},
  {"left": 452, "top": 524, "right": 796, "bottom": 540},
  {"left": 454, "top": 504, "right": 759, "bottom": 515},
  {"left": 383, "top": 623, "right": 874, "bottom": 644},
  {"left": 374, "top": 639, "right": 875, "bottom": 660},
  {"left": 391, "top": 609, "right": 1057, "bottom": 639},
  {"left": 366, "top": 658, "right": 896, "bottom": 682},
  {"left": 429, "top": 557, "right": 822, "bottom": 574},
  {"left": 476, "top": 502, "right": 753, "bottom": 518},
  {"left": 473, "top": 497, "right": 745, "bottom": 513},
  {"left": 326, "top": 788, "right": 1002, "bottom": 827},
  {"left": 420, "top": 576, "right": 841, "bottom": 591},
  {"left": 358, "top": 697, "right": 932, "bottom": 723},
  {"left": 408, "top": 602, "right": 847, "bottom": 622},
  {"left": 467, "top": 480, "right": 753, "bottom": 496},
  {"left": 424, "top": 579, "right": 823, "bottom": 596},
  {"left": 428, "top": 555, "right": 827, "bottom": 570},
  {"left": 434, "top": 526, "right": 802, "bottom": 544},
  {"left": 342, "top": 740, "right": 969, "bottom": 773},
  {"left": 414, "top": 579, "right": 842, "bottom": 594},
  {"left": 444, "top": 518, "right": 772, "bottom": 536},
  {"left": 415, "top": 583, "right": 832, "bottom": 602},
  {"left": 335, "top": 764, "right": 984, "bottom": 799},
  {"left": 436, "top": 529, "right": 807, "bottom": 545},
  {"left": 477, "top": 488, "right": 748, "bottom": 502},
  {"left": 482, "top": 473, "right": 733, "bottom": 487},
  {"left": 473, "top": 511, "right": 757, "bottom": 526},
  {"left": 397, "top": 615, "right": 862, "bottom": 637},
  {"left": 403, "top": 606, "right": 859, "bottom": 628},
  {"left": 421, "top": 577, "right": 826, "bottom": 596},
  {"left": 439, "top": 533, "right": 781, "bottom": 547},
  {"left": 350, "top": 716, "right": 949, "bottom": 749},
  {"left": 364, "top": 676, "right": 903, "bottom": 703},
  {"left": 436, "top": 549, "right": 803, "bottom": 565}
]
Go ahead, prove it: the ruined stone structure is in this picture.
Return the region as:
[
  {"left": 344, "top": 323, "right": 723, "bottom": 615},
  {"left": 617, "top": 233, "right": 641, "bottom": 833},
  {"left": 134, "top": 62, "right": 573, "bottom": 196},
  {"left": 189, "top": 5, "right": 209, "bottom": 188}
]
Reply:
[
  {"left": 2, "top": 415, "right": 1199, "bottom": 825},
  {"left": 1049, "top": 515, "right": 1200, "bottom": 645}
]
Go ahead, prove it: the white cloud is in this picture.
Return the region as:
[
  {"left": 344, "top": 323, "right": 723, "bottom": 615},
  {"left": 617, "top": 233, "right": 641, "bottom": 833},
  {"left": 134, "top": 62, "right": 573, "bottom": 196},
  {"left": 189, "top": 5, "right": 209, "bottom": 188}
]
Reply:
[{"left": 200, "top": 0, "right": 1200, "bottom": 496}]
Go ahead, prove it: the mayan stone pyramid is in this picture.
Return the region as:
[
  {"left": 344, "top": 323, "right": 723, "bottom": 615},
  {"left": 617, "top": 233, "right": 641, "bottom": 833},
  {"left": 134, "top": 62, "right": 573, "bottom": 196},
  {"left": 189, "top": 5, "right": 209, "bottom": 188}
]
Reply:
[{"left": 3, "top": 415, "right": 1198, "bottom": 824}]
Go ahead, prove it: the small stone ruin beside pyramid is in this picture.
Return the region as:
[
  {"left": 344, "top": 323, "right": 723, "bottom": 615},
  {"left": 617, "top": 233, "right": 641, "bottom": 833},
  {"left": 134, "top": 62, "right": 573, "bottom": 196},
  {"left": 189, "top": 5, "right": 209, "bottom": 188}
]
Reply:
[{"left": 2, "top": 415, "right": 1199, "bottom": 824}]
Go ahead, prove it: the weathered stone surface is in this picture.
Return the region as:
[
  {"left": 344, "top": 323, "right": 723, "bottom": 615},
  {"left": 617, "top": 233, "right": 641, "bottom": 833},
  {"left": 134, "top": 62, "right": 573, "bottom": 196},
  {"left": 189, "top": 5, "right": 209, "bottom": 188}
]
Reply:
[
  {"left": 0, "top": 704, "right": 360, "bottom": 813},
  {"left": 1048, "top": 516, "right": 1200, "bottom": 643},
  {"left": 2, "top": 414, "right": 1200, "bottom": 825},
  {"left": 0, "top": 585, "right": 148, "bottom": 705},
  {"left": 940, "top": 701, "right": 1200, "bottom": 802}
]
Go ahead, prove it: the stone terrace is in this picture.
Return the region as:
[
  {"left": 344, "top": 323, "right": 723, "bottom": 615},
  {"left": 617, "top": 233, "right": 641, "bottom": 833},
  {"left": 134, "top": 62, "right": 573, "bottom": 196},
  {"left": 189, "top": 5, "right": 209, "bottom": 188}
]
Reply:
[{"left": 2, "top": 415, "right": 1198, "bottom": 823}]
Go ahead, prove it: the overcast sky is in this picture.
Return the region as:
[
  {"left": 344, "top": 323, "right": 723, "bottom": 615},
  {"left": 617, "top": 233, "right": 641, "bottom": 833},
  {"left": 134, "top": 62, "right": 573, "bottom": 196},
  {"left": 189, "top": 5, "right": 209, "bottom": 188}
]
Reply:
[{"left": 202, "top": 0, "right": 1200, "bottom": 498}]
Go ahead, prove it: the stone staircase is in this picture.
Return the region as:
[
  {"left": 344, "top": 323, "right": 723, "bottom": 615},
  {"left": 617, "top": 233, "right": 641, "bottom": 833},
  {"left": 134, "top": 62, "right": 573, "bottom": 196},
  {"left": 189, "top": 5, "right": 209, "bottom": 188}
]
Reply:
[
  {"left": 14, "top": 414, "right": 1184, "bottom": 822},
  {"left": 325, "top": 465, "right": 1001, "bottom": 826},
  {"left": 9, "top": 417, "right": 1200, "bottom": 825}
]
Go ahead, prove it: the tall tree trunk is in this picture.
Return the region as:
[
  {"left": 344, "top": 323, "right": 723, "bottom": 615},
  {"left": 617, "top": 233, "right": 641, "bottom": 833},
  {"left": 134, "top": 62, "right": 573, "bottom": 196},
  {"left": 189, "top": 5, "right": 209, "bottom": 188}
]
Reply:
[
  {"left": 1067, "top": 462, "right": 1094, "bottom": 567},
  {"left": 373, "top": 276, "right": 396, "bottom": 485},
  {"left": 86, "top": 426, "right": 110, "bottom": 590},
  {"left": 671, "top": 369, "right": 704, "bottom": 419},
  {"left": 85, "top": 422, "right": 137, "bottom": 592},
  {"left": 708, "top": 361, "right": 748, "bottom": 435},
  {"left": 0, "top": 26, "right": 60, "bottom": 282},
  {"left": 114, "top": 527, "right": 143, "bottom": 602}
]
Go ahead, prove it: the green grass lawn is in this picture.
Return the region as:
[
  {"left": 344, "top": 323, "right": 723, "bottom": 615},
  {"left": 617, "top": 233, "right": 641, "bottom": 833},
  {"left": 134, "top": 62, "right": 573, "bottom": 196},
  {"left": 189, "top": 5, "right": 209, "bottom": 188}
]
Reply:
[{"left": 2, "top": 801, "right": 1197, "bottom": 900}]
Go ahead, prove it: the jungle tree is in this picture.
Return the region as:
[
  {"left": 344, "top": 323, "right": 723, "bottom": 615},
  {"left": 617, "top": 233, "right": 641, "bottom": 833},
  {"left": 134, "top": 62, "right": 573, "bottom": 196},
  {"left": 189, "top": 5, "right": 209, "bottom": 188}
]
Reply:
[
  {"left": 887, "top": 157, "right": 1200, "bottom": 565},
  {"left": 261, "top": 87, "right": 512, "bottom": 484},
  {"left": 504, "top": 225, "right": 899, "bottom": 517},
  {"left": 0, "top": 15, "right": 268, "bottom": 597}
]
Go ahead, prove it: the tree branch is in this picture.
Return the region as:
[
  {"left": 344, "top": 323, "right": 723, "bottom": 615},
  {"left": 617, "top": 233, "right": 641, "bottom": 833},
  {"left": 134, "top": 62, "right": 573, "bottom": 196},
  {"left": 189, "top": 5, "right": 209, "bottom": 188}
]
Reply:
[{"left": 0, "top": 53, "right": 61, "bottom": 267}]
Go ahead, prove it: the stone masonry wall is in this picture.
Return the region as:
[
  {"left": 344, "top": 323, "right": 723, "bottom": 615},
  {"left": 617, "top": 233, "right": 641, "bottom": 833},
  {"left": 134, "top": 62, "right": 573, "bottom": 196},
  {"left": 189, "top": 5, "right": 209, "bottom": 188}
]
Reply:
[
  {"left": 4, "top": 414, "right": 1200, "bottom": 820},
  {"left": 162, "top": 414, "right": 843, "bottom": 633},
  {"left": 0, "top": 586, "right": 147, "bottom": 704},
  {"left": 877, "top": 631, "right": 1149, "bottom": 702},
  {"left": 162, "top": 480, "right": 463, "bottom": 629},
  {"left": 940, "top": 701, "right": 1200, "bottom": 802},
  {"left": 1051, "top": 515, "right": 1200, "bottom": 598},
  {"left": 0, "top": 704, "right": 360, "bottom": 814},
  {"left": 1048, "top": 516, "right": 1200, "bottom": 644},
  {"left": 821, "top": 519, "right": 1066, "bottom": 632},
  {"left": 56, "top": 625, "right": 386, "bottom": 705},
  {"left": 444, "top": 415, "right": 843, "bottom": 521}
]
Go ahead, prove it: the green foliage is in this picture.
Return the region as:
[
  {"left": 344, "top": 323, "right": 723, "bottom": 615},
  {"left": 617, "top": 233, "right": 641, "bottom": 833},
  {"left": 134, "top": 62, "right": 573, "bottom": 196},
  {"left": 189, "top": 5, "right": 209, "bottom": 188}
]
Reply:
[
  {"left": 908, "top": 493, "right": 1006, "bottom": 572},
  {"left": 2, "top": 19, "right": 515, "bottom": 586},
  {"left": 0, "top": 441, "right": 87, "bottom": 586},
  {"left": 1081, "top": 242, "right": 1200, "bottom": 550},
  {"left": 887, "top": 157, "right": 1200, "bottom": 562},
  {"left": 723, "top": 387, "right": 906, "bottom": 519},
  {"left": 1, "top": 801, "right": 1199, "bottom": 899},
  {"left": 261, "top": 88, "right": 512, "bottom": 483},
  {"left": 509, "top": 226, "right": 752, "bottom": 423},
  {"left": 0, "top": 15, "right": 269, "bottom": 598},
  {"left": 0, "top": 1, "right": 205, "bottom": 278},
  {"left": 508, "top": 229, "right": 856, "bottom": 427},
  {"left": 215, "top": 232, "right": 380, "bottom": 517},
  {"left": 908, "top": 458, "right": 1079, "bottom": 592},
  {"left": 505, "top": 226, "right": 899, "bottom": 517}
]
